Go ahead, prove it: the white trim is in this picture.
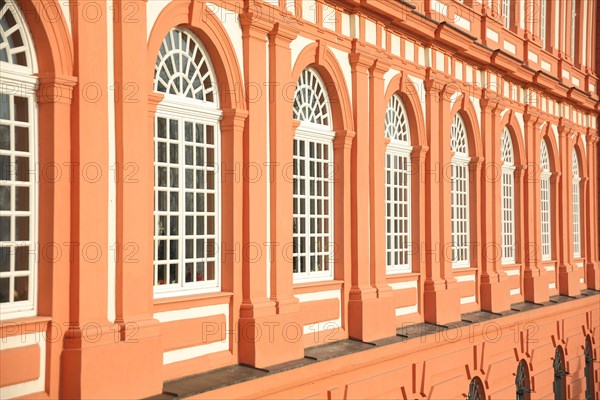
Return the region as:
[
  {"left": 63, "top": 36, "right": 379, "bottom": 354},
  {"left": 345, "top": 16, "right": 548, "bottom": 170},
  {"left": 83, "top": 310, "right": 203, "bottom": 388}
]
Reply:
[
  {"left": 455, "top": 274, "right": 475, "bottom": 283},
  {"left": 460, "top": 295, "right": 476, "bottom": 305},
  {"left": 0, "top": 67, "right": 39, "bottom": 318},
  {"left": 155, "top": 304, "right": 230, "bottom": 365},
  {"left": 295, "top": 289, "right": 342, "bottom": 334},
  {"left": 106, "top": 0, "right": 116, "bottom": 324},
  {"left": 0, "top": 333, "right": 46, "bottom": 399}
]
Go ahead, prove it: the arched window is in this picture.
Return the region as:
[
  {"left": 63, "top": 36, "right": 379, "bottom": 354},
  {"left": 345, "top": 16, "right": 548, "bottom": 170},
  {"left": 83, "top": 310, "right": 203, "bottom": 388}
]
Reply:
[
  {"left": 466, "top": 376, "right": 486, "bottom": 400},
  {"left": 292, "top": 67, "right": 334, "bottom": 282},
  {"left": 0, "top": 0, "right": 38, "bottom": 317},
  {"left": 516, "top": 359, "right": 531, "bottom": 400},
  {"left": 553, "top": 346, "right": 568, "bottom": 400},
  {"left": 385, "top": 94, "right": 412, "bottom": 273},
  {"left": 451, "top": 113, "right": 470, "bottom": 268},
  {"left": 572, "top": 150, "right": 581, "bottom": 258},
  {"left": 501, "top": 128, "right": 516, "bottom": 264},
  {"left": 585, "top": 336, "right": 595, "bottom": 400},
  {"left": 152, "top": 28, "right": 221, "bottom": 296},
  {"left": 540, "top": 140, "right": 552, "bottom": 261}
]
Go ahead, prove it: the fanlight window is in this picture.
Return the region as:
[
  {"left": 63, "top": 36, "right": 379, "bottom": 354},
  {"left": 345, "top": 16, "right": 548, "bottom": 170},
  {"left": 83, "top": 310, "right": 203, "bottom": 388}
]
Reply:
[
  {"left": 540, "top": 140, "right": 552, "bottom": 260},
  {"left": 154, "top": 28, "right": 217, "bottom": 103},
  {"left": 501, "top": 127, "right": 514, "bottom": 164},
  {"left": 293, "top": 68, "right": 331, "bottom": 127},
  {"left": 385, "top": 94, "right": 410, "bottom": 143},
  {"left": 451, "top": 113, "right": 468, "bottom": 155},
  {"left": 501, "top": 128, "right": 516, "bottom": 264},
  {"left": 540, "top": 141, "right": 550, "bottom": 171},
  {"left": 153, "top": 28, "right": 221, "bottom": 296},
  {"left": 385, "top": 94, "right": 412, "bottom": 273},
  {"left": 572, "top": 150, "right": 581, "bottom": 258},
  {"left": 0, "top": 0, "right": 38, "bottom": 318},
  {"left": 292, "top": 68, "right": 334, "bottom": 282},
  {"left": 0, "top": 0, "right": 32, "bottom": 67},
  {"left": 466, "top": 376, "right": 485, "bottom": 400},
  {"left": 516, "top": 360, "right": 532, "bottom": 400},
  {"left": 451, "top": 113, "right": 470, "bottom": 267},
  {"left": 553, "top": 346, "right": 568, "bottom": 400}
]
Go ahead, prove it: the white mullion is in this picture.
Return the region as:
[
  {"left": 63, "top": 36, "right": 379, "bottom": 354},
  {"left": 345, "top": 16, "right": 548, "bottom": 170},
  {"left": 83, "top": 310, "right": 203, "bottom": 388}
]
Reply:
[{"left": 178, "top": 117, "right": 185, "bottom": 288}]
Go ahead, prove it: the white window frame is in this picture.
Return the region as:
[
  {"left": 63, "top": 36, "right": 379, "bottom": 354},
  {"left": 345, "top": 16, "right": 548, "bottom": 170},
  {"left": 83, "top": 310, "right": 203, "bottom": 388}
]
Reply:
[
  {"left": 451, "top": 114, "right": 470, "bottom": 269},
  {"left": 292, "top": 68, "right": 335, "bottom": 284},
  {"left": 572, "top": 150, "right": 581, "bottom": 258},
  {"left": 292, "top": 123, "right": 335, "bottom": 283},
  {"left": 152, "top": 28, "right": 222, "bottom": 298},
  {"left": 540, "top": 142, "right": 552, "bottom": 261},
  {"left": 385, "top": 143, "right": 412, "bottom": 274},
  {"left": 540, "top": 0, "right": 547, "bottom": 47},
  {"left": 384, "top": 94, "right": 412, "bottom": 274},
  {"left": 0, "top": 1, "right": 38, "bottom": 319},
  {"left": 500, "top": 128, "right": 516, "bottom": 265},
  {"left": 502, "top": 0, "right": 511, "bottom": 29},
  {"left": 570, "top": 0, "right": 577, "bottom": 59}
]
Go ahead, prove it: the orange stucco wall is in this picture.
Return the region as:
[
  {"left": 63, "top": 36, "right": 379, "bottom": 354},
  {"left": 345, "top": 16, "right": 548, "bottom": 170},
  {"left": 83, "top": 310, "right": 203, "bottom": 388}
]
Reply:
[{"left": 0, "top": 0, "right": 599, "bottom": 399}]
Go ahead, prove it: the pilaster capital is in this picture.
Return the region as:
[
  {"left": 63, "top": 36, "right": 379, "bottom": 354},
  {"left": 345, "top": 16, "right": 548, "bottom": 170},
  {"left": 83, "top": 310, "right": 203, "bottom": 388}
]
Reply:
[
  {"left": 334, "top": 129, "right": 356, "bottom": 150},
  {"left": 269, "top": 22, "right": 299, "bottom": 44},
  {"left": 523, "top": 105, "right": 543, "bottom": 127},
  {"left": 148, "top": 93, "right": 164, "bottom": 115},
  {"left": 36, "top": 73, "right": 77, "bottom": 105},
  {"left": 349, "top": 41, "right": 378, "bottom": 72}
]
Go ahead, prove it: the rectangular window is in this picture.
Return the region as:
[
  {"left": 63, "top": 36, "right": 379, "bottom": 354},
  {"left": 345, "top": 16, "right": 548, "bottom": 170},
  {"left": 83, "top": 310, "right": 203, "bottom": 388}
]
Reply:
[
  {"left": 573, "top": 180, "right": 580, "bottom": 258},
  {"left": 385, "top": 150, "right": 411, "bottom": 273},
  {"left": 540, "top": 175, "right": 552, "bottom": 260},
  {"left": 451, "top": 160, "right": 470, "bottom": 268},
  {"left": 540, "top": 0, "right": 547, "bottom": 47},
  {"left": 0, "top": 92, "right": 36, "bottom": 317},
  {"left": 292, "top": 137, "right": 333, "bottom": 282},
  {"left": 153, "top": 116, "right": 220, "bottom": 295},
  {"left": 570, "top": 0, "right": 577, "bottom": 58},
  {"left": 501, "top": 168, "right": 515, "bottom": 263},
  {"left": 502, "top": 0, "right": 511, "bottom": 29}
]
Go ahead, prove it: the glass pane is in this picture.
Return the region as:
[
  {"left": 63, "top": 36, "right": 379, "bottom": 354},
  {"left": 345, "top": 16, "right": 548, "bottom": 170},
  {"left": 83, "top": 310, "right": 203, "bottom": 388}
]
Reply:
[
  {"left": 0, "top": 94, "right": 9, "bottom": 120},
  {"left": 0, "top": 186, "right": 9, "bottom": 211},
  {"left": 157, "top": 118, "right": 167, "bottom": 138},
  {"left": 14, "top": 126, "right": 28, "bottom": 152},
  {"left": 0, "top": 247, "right": 9, "bottom": 272},
  {"left": 15, "top": 186, "right": 28, "bottom": 211},
  {"left": 0, "top": 155, "right": 10, "bottom": 180},
  {"left": 13, "top": 96, "right": 28, "bottom": 122},
  {"left": 0, "top": 278, "right": 9, "bottom": 303},
  {"left": 15, "top": 156, "right": 29, "bottom": 182},
  {"left": 0, "top": 216, "right": 10, "bottom": 241},
  {"left": 15, "top": 246, "right": 29, "bottom": 271},
  {"left": 15, "top": 216, "right": 29, "bottom": 241},
  {"left": 14, "top": 276, "right": 28, "bottom": 301},
  {"left": 0, "top": 124, "right": 9, "bottom": 150}
]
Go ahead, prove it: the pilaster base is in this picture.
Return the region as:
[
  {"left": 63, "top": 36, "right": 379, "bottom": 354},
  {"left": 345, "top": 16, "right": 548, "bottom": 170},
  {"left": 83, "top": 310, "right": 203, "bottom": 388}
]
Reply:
[
  {"left": 558, "top": 264, "right": 582, "bottom": 296},
  {"left": 347, "top": 293, "right": 396, "bottom": 342},
  {"left": 423, "top": 285, "right": 461, "bottom": 325},
  {"left": 480, "top": 278, "right": 511, "bottom": 312},
  {"left": 585, "top": 262, "right": 600, "bottom": 290},
  {"left": 60, "top": 319, "right": 162, "bottom": 399},
  {"left": 523, "top": 269, "right": 549, "bottom": 303},
  {"left": 238, "top": 311, "right": 304, "bottom": 369}
]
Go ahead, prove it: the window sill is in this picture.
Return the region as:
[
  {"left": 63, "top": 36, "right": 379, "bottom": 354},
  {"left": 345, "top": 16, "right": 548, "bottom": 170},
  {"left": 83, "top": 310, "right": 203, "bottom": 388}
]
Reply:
[
  {"left": 386, "top": 272, "right": 420, "bottom": 283},
  {"left": 501, "top": 263, "right": 522, "bottom": 270},
  {"left": 293, "top": 279, "right": 343, "bottom": 295},
  {"left": 0, "top": 315, "right": 52, "bottom": 338},
  {"left": 153, "top": 291, "right": 233, "bottom": 313}
]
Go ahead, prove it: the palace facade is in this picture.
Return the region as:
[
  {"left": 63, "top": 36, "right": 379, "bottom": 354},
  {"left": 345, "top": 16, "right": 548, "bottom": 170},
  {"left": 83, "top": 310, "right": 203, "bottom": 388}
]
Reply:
[{"left": 0, "top": 0, "right": 599, "bottom": 399}]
